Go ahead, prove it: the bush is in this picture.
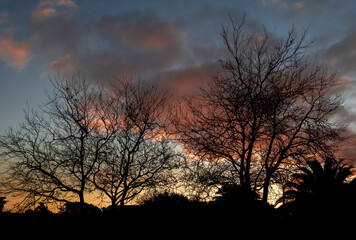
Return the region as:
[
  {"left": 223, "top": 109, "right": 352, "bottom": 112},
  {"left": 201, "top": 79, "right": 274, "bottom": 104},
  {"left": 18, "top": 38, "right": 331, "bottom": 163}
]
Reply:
[
  {"left": 63, "top": 202, "right": 102, "bottom": 215},
  {"left": 142, "top": 192, "right": 194, "bottom": 208},
  {"left": 0, "top": 197, "right": 6, "bottom": 213},
  {"left": 214, "top": 184, "right": 260, "bottom": 206}
]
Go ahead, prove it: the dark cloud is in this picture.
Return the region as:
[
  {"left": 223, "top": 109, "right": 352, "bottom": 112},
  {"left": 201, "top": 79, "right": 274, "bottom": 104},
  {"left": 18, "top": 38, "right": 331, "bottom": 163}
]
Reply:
[
  {"left": 30, "top": 17, "right": 80, "bottom": 59},
  {"left": 25, "top": 0, "right": 356, "bottom": 102},
  {"left": 24, "top": 1, "right": 261, "bottom": 86},
  {"left": 30, "top": 9, "right": 191, "bottom": 83},
  {"left": 80, "top": 12, "right": 186, "bottom": 80},
  {"left": 323, "top": 27, "right": 356, "bottom": 76}
]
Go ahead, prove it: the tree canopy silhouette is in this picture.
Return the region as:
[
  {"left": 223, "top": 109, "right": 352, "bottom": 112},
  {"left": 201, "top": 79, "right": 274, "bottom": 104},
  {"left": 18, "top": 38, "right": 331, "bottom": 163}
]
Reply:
[
  {"left": 0, "top": 75, "right": 181, "bottom": 210},
  {"left": 171, "top": 16, "right": 344, "bottom": 203},
  {"left": 0, "top": 75, "right": 117, "bottom": 208},
  {"left": 92, "top": 79, "right": 182, "bottom": 208}
]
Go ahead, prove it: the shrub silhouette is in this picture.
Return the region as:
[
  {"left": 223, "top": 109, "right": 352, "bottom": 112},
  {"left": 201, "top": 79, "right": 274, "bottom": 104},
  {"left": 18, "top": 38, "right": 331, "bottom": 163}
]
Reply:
[
  {"left": 0, "top": 197, "right": 6, "bottom": 213},
  {"left": 214, "top": 183, "right": 260, "bottom": 206},
  {"left": 24, "top": 202, "right": 52, "bottom": 215},
  {"left": 142, "top": 192, "right": 194, "bottom": 208},
  {"left": 35, "top": 202, "right": 52, "bottom": 215},
  {"left": 63, "top": 202, "right": 101, "bottom": 215}
]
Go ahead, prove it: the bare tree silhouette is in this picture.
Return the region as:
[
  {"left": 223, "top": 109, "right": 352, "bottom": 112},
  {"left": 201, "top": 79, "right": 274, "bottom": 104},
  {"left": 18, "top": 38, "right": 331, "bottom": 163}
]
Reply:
[
  {"left": 172, "top": 16, "right": 344, "bottom": 203},
  {"left": 0, "top": 74, "right": 118, "bottom": 208},
  {"left": 92, "top": 79, "right": 182, "bottom": 208}
]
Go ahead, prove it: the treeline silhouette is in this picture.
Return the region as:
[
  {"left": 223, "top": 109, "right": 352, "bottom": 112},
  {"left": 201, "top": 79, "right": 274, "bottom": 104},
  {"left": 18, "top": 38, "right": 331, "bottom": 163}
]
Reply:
[
  {"left": 0, "top": 190, "right": 280, "bottom": 232},
  {"left": 1, "top": 178, "right": 355, "bottom": 234}
]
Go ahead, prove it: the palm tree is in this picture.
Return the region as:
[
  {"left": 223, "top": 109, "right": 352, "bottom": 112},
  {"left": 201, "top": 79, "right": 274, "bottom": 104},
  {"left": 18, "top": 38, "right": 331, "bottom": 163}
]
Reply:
[{"left": 277, "top": 157, "right": 355, "bottom": 217}]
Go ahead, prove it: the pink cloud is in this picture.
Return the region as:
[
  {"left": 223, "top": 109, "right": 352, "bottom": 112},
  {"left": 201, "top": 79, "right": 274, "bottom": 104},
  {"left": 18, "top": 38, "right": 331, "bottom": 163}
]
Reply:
[
  {"left": 31, "top": 0, "right": 77, "bottom": 21},
  {"left": 0, "top": 38, "right": 30, "bottom": 70},
  {"left": 160, "top": 63, "right": 218, "bottom": 97},
  {"left": 56, "top": 0, "right": 77, "bottom": 7},
  {"left": 45, "top": 54, "right": 75, "bottom": 73},
  {"left": 31, "top": 8, "right": 57, "bottom": 21},
  {"left": 37, "top": 0, "right": 77, "bottom": 8}
]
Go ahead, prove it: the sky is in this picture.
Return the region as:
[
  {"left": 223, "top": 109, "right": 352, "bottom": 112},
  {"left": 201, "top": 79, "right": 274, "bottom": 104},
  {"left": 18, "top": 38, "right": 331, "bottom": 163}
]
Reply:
[{"left": 2, "top": 0, "right": 356, "bottom": 159}]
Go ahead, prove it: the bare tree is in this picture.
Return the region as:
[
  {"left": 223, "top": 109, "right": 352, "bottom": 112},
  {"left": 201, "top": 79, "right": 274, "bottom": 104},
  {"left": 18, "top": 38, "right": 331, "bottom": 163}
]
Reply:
[
  {"left": 172, "top": 17, "right": 344, "bottom": 203},
  {"left": 92, "top": 79, "right": 182, "bottom": 208},
  {"left": 0, "top": 74, "right": 117, "bottom": 209}
]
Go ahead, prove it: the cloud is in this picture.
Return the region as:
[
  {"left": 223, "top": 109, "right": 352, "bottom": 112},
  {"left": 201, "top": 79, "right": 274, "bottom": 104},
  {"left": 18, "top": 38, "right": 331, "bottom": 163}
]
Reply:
[
  {"left": 37, "top": 0, "right": 77, "bottom": 8},
  {"left": 261, "top": 0, "right": 305, "bottom": 9},
  {"left": 45, "top": 54, "right": 75, "bottom": 73},
  {"left": 159, "top": 62, "right": 219, "bottom": 97},
  {"left": 117, "top": 21, "right": 186, "bottom": 51},
  {"left": 30, "top": 17, "right": 80, "bottom": 58},
  {"left": 26, "top": 5, "right": 223, "bottom": 89},
  {"left": 31, "top": 8, "right": 57, "bottom": 21},
  {"left": 261, "top": 0, "right": 281, "bottom": 5},
  {"left": 0, "top": 11, "right": 9, "bottom": 24},
  {"left": 56, "top": 0, "right": 77, "bottom": 7},
  {"left": 323, "top": 27, "right": 356, "bottom": 76},
  {"left": 87, "top": 12, "right": 186, "bottom": 53},
  {"left": 291, "top": 2, "right": 305, "bottom": 9},
  {"left": 33, "top": 10, "right": 188, "bottom": 82},
  {"left": 0, "top": 38, "right": 30, "bottom": 70},
  {"left": 335, "top": 133, "right": 356, "bottom": 164},
  {"left": 31, "top": 0, "right": 77, "bottom": 21}
]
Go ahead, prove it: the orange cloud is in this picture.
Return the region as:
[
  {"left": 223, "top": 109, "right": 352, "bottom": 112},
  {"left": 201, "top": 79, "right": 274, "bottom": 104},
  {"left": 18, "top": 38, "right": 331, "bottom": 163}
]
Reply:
[
  {"left": 31, "top": 8, "right": 57, "bottom": 20},
  {"left": 161, "top": 63, "right": 217, "bottom": 98},
  {"left": 37, "top": 0, "right": 77, "bottom": 8},
  {"left": 0, "top": 39, "right": 30, "bottom": 70},
  {"left": 57, "top": 0, "right": 77, "bottom": 7},
  {"left": 46, "top": 54, "right": 75, "bottom": 73},
  {"left": 31, "top": 0, "right": 77, "bottom": 21}
]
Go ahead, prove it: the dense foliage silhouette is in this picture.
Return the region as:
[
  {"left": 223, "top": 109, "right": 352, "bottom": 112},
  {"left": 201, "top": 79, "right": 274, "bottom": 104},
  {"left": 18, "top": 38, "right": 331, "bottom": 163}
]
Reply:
[
  {"left": 142, "top": 192, "right": 197, "bottom": 207},
  {"left": 0, "top": 197, "right": 6, "bottom": 213},
  {"left": 277, "top": 157, "right": 356, "bottom": 221}
]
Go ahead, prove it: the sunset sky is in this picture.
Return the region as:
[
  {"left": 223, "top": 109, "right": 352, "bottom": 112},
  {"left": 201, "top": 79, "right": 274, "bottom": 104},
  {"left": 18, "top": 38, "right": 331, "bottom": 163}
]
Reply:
[{"left": 2, "top": 0, "right": 356, "bottom": 152}]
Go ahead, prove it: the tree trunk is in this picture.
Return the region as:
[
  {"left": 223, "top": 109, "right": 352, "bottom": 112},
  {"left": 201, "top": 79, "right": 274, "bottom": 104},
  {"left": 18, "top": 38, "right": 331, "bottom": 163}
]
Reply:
[
  {"left": 262, "top": 174, "right": 271, "bottom": 203},
  {"left": 111, "top": 198, "right": 117, "bottom": 212},
  {"left": 79, "top": 191, "right": 85, "bottom": 205},
  {"left": 120, "top": 189, "right": 127, "bottom": 206}
]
